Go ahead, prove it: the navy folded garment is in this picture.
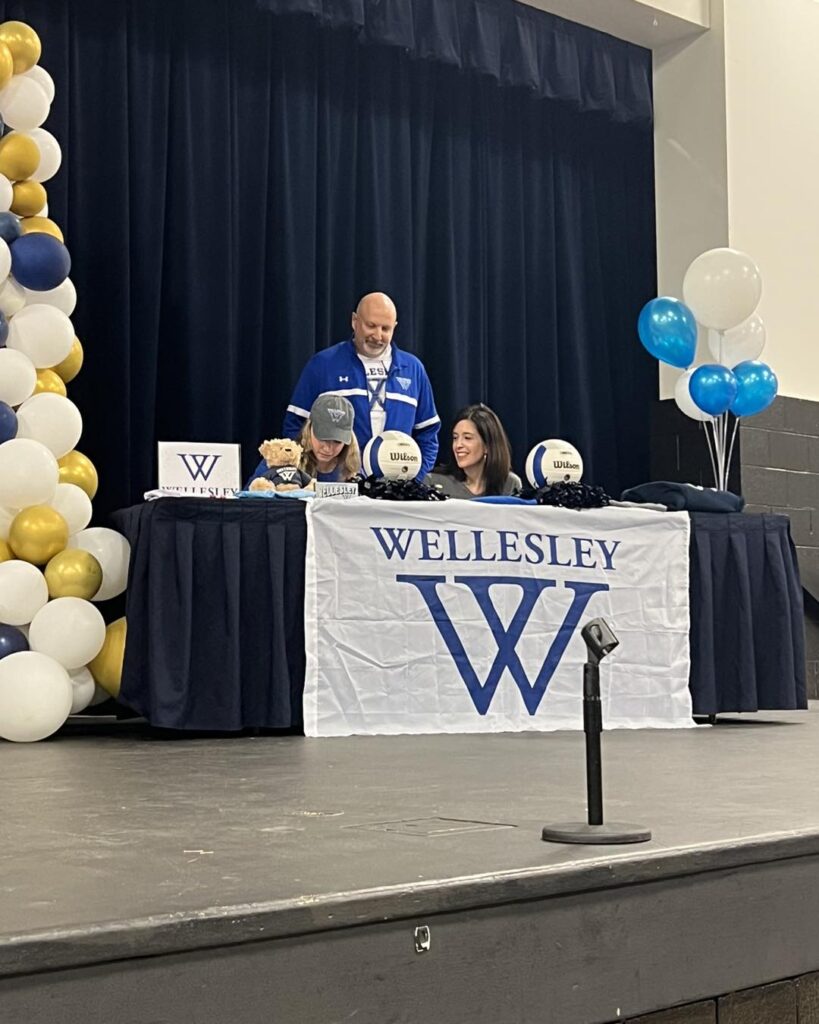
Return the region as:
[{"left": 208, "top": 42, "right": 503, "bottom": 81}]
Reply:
[{"left": 620, "top": 481, "right": 745, "bottom": 512}]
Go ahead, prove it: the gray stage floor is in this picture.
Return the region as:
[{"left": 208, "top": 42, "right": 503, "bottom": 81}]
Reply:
[{"left": 2, "top": 707, "right": 818, "bottom": 977}]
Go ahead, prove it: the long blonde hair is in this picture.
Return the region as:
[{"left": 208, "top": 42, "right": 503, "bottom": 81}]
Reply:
[{"left": 298, "top": 421, "right": 362, "bottom": 480}]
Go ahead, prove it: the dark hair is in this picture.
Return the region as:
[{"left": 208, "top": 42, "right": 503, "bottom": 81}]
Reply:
[{"left": 441, "top": 403, "right": 512, "bottom": 496}]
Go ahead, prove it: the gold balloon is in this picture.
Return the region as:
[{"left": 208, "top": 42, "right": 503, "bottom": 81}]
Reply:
[
  {"left": 0, "top": 132, "right": 39, "bottom": 181},
  {"left": 9, "top": 505, "right": 68, "bottom": 565},
  {"left": 51, "top": 338, "right": 84, "bottom": 383},
  {"left": 88, "top": 618, "right": 126, "bottom": 697},
  {"left": 0, "top": 42, "right": 13, "bottom": 90},
  {"left": 21, "top": 216, "right": 64, "bottom": 243},
  {"left": 0, "top": 21, "right": 41, "bottom": 74},
  {"left": 34, "top": 368, "right": 67, "bottom": 397},
  {"left": 0, "top": 538, "right": 12, "bottom": 563},
  {"left": 58, "top": 449, "right": 98, "bottom": 499},
  {"left": 11, "top": 180, "right": 46, "bottom": 217},
  {"left": 45, "top": 549, "right": 103, "bottom": 600}
]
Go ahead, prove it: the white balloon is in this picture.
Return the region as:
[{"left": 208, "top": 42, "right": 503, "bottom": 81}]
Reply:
[
  {"left": 707, "top": 315, "right": 766, "bottom": 367},
  {"left": 22, "top": 67, "right": 55, "bottom": 106},
  {"left": 68, "top": 528, "right": 130, "bottom": 602},
  {"left": 0, "top": 237, "right": 11, "bottom": 287},
  {"left": 0, "top": 174, "right": 12, "bottom": 213},
  {"left": 674, "top": 369, "right": 714, "bottom": 423},
  {"left": 0, "top": 347, "right": 35, "bottom": 405},
  {"left": 15, "top": 393, "right": 82, "bottom": 458},
  {"left": 0, "top": 506, "right": 14, "bottom": 540},
  {"left": 0, "top": 650, "right": 71, "bottom": 741},
  {"left": 0, "top": 437, "right": 58, "bottom": 507},
  {"left": 68, "top": 666, "right": 96, "bottom": 714},
  {"left": 89, "top": 683, "right": 111, "bottom": 706},
  {"left": 48, "top": 484, "right": 92, "bottom": 535},
  {"left": 24, "top": 277, "right": 75, "bottom": 316},
  {"left": 7, "top": 304, "right": 74, "bottom": 368},
  {"left": 0, "top": 77, "right": 50, "bottom": 132},
  {"left": 29, "top": 597, "right": 106, "bottom": 670},
  {"left": 683, "top": 248, "right": 762, "bottom": 331},
  {"left": 0, "top": 277, "right": 27, "bottom": 318},
  {"left": 22, "top": 127, "right": 61, "bottom": 183},
  {"left": 0, "top": 559, "right": 49, "bottom": 625}
]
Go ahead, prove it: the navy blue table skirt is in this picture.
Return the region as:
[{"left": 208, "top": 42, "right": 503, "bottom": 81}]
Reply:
[{"left": 112, "top": 500, "right": 806, "bottom": 730}]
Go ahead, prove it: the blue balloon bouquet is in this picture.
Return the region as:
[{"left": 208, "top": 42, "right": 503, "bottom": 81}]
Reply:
[{"left": 637, "top": 275, "right": 777, "bottom": 491}]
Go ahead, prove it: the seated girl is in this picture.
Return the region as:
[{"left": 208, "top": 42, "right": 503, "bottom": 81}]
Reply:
[
  {"left": 245, "top": 394, "right": 361, "bottom": 487},
  {"left": 426, "top": 403, "right": 521, "bottom": 499}
]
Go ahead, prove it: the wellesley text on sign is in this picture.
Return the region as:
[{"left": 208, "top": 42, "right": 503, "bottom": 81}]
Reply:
[{"left": 369, "top": 526, "right": 620, "bottom": 570}]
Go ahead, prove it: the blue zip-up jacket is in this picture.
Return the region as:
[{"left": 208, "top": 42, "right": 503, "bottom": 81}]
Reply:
[{"left": 248, "top": 340, "right": 440, "bottom": 485}]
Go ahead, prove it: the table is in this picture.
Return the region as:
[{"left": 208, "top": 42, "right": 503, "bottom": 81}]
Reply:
[{"left": 112, "top": 499, "right": 806, "bottom": 730}]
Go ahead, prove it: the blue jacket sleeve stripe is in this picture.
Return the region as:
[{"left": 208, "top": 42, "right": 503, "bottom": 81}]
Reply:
[
  {"left": 386, "top": 392, "right": 418, "bottom": 407},
  {"left": 330, "top": 388, "right": 368, "bottom": 399}
]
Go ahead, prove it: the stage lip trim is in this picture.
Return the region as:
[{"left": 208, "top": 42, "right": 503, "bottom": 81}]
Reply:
[{"left": 2, "top": 827, "right": 819, "bottom": 979}]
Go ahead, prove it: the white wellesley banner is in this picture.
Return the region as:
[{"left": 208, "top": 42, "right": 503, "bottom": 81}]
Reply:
[{"left": 304, "top": 499, "right": 692, "bottom": 736}]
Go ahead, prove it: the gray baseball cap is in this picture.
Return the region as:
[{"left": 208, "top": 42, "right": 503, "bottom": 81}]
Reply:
[{"left": 310, "top": 393, "right": 354, "bottom": 444}]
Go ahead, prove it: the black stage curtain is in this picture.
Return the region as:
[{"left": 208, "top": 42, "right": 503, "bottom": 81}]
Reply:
[
  {"left": 255, "top": 0, "right": 654, "bottom": 125},
  {"left": 0, "top": 0, "right": 656, "bottom": 514}
]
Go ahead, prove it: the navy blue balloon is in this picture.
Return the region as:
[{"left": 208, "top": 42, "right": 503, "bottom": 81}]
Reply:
[
  {"left": 0, "top": 310, "right": 7, "bottom": 348},
  {"left": 730, "top": 360, "right": 778, "bottom": 418},
  {"left": 0, "top": 212, "right": 20, "bottom": 245},
  {"left": 0, "top": 625, "right": 28, "bottom": 661},
  {"left": 11, "top": 233, "right": 71, "bottom": 291},
  {"left": 0, "top": 401, "right": 16, "bottom": 443},
  {"left": 689, "top": 364, "right": 738, "bottom": 416},
  {"left": 637, "top": 297, "right": 698, "bottom": 369}
]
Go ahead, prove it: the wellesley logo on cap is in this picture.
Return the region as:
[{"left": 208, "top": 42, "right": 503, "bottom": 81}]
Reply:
[{"left": 327, "top": 408, "right": 346, "bottom": 423}]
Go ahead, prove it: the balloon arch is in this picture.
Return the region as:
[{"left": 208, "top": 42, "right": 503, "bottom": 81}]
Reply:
[{"left": 0, "top": 22, "right": 128, "bottom": 742}]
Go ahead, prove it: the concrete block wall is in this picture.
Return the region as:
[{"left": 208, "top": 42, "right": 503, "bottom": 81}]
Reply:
[
  {"left": 739, "top": 398, "right": 819, "bottom": 701},
  {"left": 649, "top": 399, "right": 740, "bottom": 493},
  {"left": 617, "top": 971, "right": 819, "bottom": 1023}
]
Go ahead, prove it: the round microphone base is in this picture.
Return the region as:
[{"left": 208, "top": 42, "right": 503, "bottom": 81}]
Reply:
[{"left": 541, "top": 822, "right": 651, "bottom": 845}]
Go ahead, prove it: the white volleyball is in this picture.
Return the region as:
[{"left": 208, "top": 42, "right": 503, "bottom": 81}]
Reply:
[
  {"left": 525, "top": 439, "right": 584, "bottom": 487},
  {"left": 362, "top": 430, "right": 422, "bottom": 481}
]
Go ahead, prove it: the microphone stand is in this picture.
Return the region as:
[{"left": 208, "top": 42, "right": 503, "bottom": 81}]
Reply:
[{"left": 541, "top": 620, "right": 651, "bottom": 845}]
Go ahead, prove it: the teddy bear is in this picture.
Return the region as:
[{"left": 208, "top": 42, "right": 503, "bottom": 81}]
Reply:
[{"left": 248, "top": 438, "right": 315, "bottom": 492}]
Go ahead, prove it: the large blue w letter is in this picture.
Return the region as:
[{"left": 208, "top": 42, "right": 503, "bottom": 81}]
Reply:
[{"left": 397, "top": 575, "right": 608, "bottom": 715}]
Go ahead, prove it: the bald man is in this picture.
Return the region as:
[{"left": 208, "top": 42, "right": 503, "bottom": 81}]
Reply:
[{"left": 282, "top": 293, "right": 440, "bottom": 477}]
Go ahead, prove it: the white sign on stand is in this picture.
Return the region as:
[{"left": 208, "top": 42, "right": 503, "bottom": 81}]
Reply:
[{"left": 157, "top": 442, "right": 241, "bottom": 497}]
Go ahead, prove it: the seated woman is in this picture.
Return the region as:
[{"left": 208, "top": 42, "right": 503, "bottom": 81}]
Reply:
[
  {"left": 245, "top": 394, "right": 361, "bottom": 487},
  {"left": 426, "top": 403, "right": 521, "bottom": 499}
]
